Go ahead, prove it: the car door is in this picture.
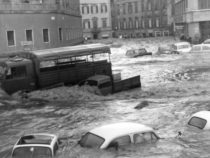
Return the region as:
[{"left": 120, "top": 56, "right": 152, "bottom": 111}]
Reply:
[
  {"left": 202, "top": 45, "right": 210, "bottom": 53},
  {"left": 107, "top": 135, "right": 131, "bottom": 150},
  {"left": 133, "top": 132, "right": 159, "bottom": 144},
  {"left": 191, "top": 45, "right": 201, "bottom": 53}
]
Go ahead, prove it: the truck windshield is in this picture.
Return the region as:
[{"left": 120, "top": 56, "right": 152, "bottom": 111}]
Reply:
[
  {"left": 12, "top": 146, "right": 52, "bottom": 158},
  {"left": 188, "top": 117, "right": 207, "bottom": 129},
  {"left": 87, "top": 80, "right": 98, "bottom": 86},
  {"left": 79, "top": 132, "right": 105, "bottom": 148}
]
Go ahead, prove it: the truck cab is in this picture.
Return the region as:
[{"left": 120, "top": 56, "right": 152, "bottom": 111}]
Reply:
[
  {"left": 0, "top": 56, "right": 36, "bottom": 94},
  {"left": 85, "top": 75, "right": 112, "bottom": 95}
]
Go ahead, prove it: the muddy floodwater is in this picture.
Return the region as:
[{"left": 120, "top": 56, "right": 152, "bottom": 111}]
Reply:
[{"left": 1, "top": 38, "right": 210, "bottom": 157}]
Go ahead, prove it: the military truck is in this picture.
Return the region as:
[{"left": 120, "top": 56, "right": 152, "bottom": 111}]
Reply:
[{"left": 0, "top": 43, "right": 140, "bottom": 94}]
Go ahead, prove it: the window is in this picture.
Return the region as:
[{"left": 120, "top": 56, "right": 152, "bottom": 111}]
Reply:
[
  {"left": 102, "top": 18, "right": 107, "bottom": 28},
  {"left": 149, "top": 19, "right": 152, "bottom": 28},
  {"left": 192, "top": 46, "right": 201, "bottom": 51},
  {"left": 128, "top": 3, "right": 133, "bottom": 14},
  {"left": 198, "top": 0, "right": 210, "bottom": 9},
  {"left": 110, "top": 135, "right": 131, "bottom": 146},
  {"left": 91, "top": 5, "right": 98, "bottom": 14},
  {"left": 129, "top": 18, "right": 133, "bottom": 29},
  {"left": 123, "top": 3, "right": 126, "bottom": 14},
  {"left": 148, "top": 2, "right": 152, "bottom": 10},
  {"left": 142, "top": 20, "right": 145, "bottom": 28},
  {"left": 101, "top": 4, "right": 107, "bottom": 13},
  {"left": 92, "top": 18, "right": 98, "bottom": 28},
  {"left": 43, "top": 29, "right": 49, "bottom": 43},
  {"left": 12, "top": 147, "right": 52, "bottom": 158},
  {"left": 79, "top": 132, "right": 105, "bottom": 148},
  {"left": 135, "top": 17, "right": 139, "bottom": 29},
  {"left": 59, "top": 28, "right": 62, "bottom": 41},
  {"left": 134, "top": 132, "right": 158, "bottom": 144},
  {"left": 202, "top": 45, "right": 210, "bottom": 50},
  {"left": 7, "top": 30, "right": 15, "bottom": 46},
  {"left": 188, "top": 117, "right": 207, "bottom": 129},
  {"left": 6, "top": 66, "right": 26, "bottom": 80},
  {"left": 26, "top": 29, "right": 33, "bottom": 42},
  {"left": 82, "top": 5, "right": 89, "bottom": 14},
  {"left": 117, "top": 4, "right": 120, "bottom": 15},
  {"left": 81, "top": 6, "right": 85, "bottom": 14},
  {"left": 156, "top": 18, "right": 160, "bottom": 28},
  {"left": 53, "top": 143, "right": 58, "bottom": 155},
  {"left": 135, "top": 2, "right": 138, "bottom": 13}
]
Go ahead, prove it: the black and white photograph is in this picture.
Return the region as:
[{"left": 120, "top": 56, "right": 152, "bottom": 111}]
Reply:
[{"left": 1, "top": 0, "right": 210, "bottom": 157}]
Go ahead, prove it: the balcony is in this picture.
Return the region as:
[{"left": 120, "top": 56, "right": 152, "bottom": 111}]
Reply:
[{"left": 0, "top": 3, "right": 80, "bottom": 16}]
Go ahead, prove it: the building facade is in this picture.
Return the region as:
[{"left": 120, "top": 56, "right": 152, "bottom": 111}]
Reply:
[
  {"left": 113, "top": 0, "right": 174, "bottom": 38},
  {"left": 174, "top": 0, "right": 210, "bottom": 42},
  {"left": 80, "top": 0, "right": 112, "bottom": 39},
  {"left": 0, "top": 0, "right": 83, "bottom": 53}
]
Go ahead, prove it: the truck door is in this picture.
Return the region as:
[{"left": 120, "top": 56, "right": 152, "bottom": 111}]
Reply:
[{"left": 2, "top": 63, "right": 36, "bottom": 94}]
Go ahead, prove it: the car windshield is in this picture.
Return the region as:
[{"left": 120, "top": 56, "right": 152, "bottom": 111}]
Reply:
[
  {"left": 188, "top": 117, "right": 207, "bottom": 129},
  {"left": 12, "top": 146, "right": 52, "bottom": 158},
  {"left": 79, "top": 132, "right": 105, "bottom": 148},
  {"left": 177, "top": 44, "right": 190, "bottom": 50}
]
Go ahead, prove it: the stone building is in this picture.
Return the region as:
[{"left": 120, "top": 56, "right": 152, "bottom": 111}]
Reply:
[
  {"left": 80, "top": 0, "right": 112, "bottom": 39},
  {"left": 174, "top": 0, "right": 210, "bottom": 42},
  {"left": 0, "top": 0, "right": 83, "bottom": 53},
  {"left": 112, "top": 0, "right": 174, "bottom": 38}
]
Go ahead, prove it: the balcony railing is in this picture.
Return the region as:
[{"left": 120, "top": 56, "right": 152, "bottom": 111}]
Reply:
[{"left": 0, "top": 3, "right": 80, "bottom": 16}]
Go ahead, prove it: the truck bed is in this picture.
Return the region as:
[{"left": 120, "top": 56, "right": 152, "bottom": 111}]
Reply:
[{"left": 113, "top": 76, "right": 141, "bottom": 93}]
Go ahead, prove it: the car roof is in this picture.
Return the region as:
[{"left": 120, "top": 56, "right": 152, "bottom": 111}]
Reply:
[
  {"left": 204, "top": 39, "right": 210, "bottom": 42},
  {"left": 191, "top": 111, "right": 210, "bottom": 121},
  {"left": 192, "top": 43, "right": 210, "bottom": 47},
  {"left": 90, "top": 122, "right": 154, "bottom": 141},
  {"left": 13, "top": 133, "right": 58, "bottom": 149},
  {"left": 174, "top": 42, "right": 190, "bottom": 46}
]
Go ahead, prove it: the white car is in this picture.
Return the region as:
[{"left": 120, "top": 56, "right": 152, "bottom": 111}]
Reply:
[
  {"left": 171, "top": 42, "right": 192, "bottom": 53},
  {"left": 78, "top": 122, "right": 159, "bottom": 149},
  {"left": 11, "top": 133, "right": 59, "bottom": 158},
  {"left": 188, "top": 111, "right": 210, "bottom": 130},
  {"left": 190, "top": 44, "right": 210, "bottom": 53}
]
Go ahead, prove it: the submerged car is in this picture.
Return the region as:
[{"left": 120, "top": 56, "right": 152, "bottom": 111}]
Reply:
[
  {"left": 188, "top": 111, "right": 210, "bottom": 130},
  {"left": 157, "top": 45, "right": 179, "bottom": 54},
  {"left": 157, "top": 42, "right": 191, "bottom": 54},
  {"left": 78, "top": 122, "right": 159, "bottom": 150},
  {"left": 172, "top": 42, "right": 191, "bottom": 53},
  {"left": 126, "top": 48, "right": 152, "bottom": 58},
  {"left": 190, "top": 44, "right": 210, "bottom": 53},
  {"left": 11, "top": 133, "right": 59, "bottom": 158},
  {"left": 203, "top": 39, "right": 210, "bottom": 44}
]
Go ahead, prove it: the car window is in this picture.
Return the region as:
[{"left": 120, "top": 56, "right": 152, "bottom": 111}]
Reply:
[
  {"left": 139, "top": 49, "right": 146, "bottom": 53},
  {"left": 177, "top": 44, "right": 190, "bottom": 50},
  {"left": 98, "top": 81, "right": 112, "bottom": 89},
  {"left": 53, "top": 143, "right": 58, "bottom": 155},
  {"left": 202, "top": 45, "right": 210, "bottom": 50},
  {"left": 110, "top": 135, "right": 131, "bottom": 146},
  {"left": 188, "top": 116, "right": 207, "bottom": 129},
  {"left": 171, "top": 44, "right": 177, "bottom": 50},
  {"left": 12, "top": 147, "right": 52, "bottom": 158},
  {"left": 134, "top": 132, "right": 158, "bottom": 144},
  {"left": 79, "top": 132, "right": 105, "bottom": 148},
  {"left": 192, "top": 46, "right": 201, "bottom": 51}
]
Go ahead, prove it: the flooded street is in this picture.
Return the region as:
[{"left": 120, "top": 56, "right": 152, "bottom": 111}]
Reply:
[{"left": 1, "top": 38, "right": 210, "bottom": 157}]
